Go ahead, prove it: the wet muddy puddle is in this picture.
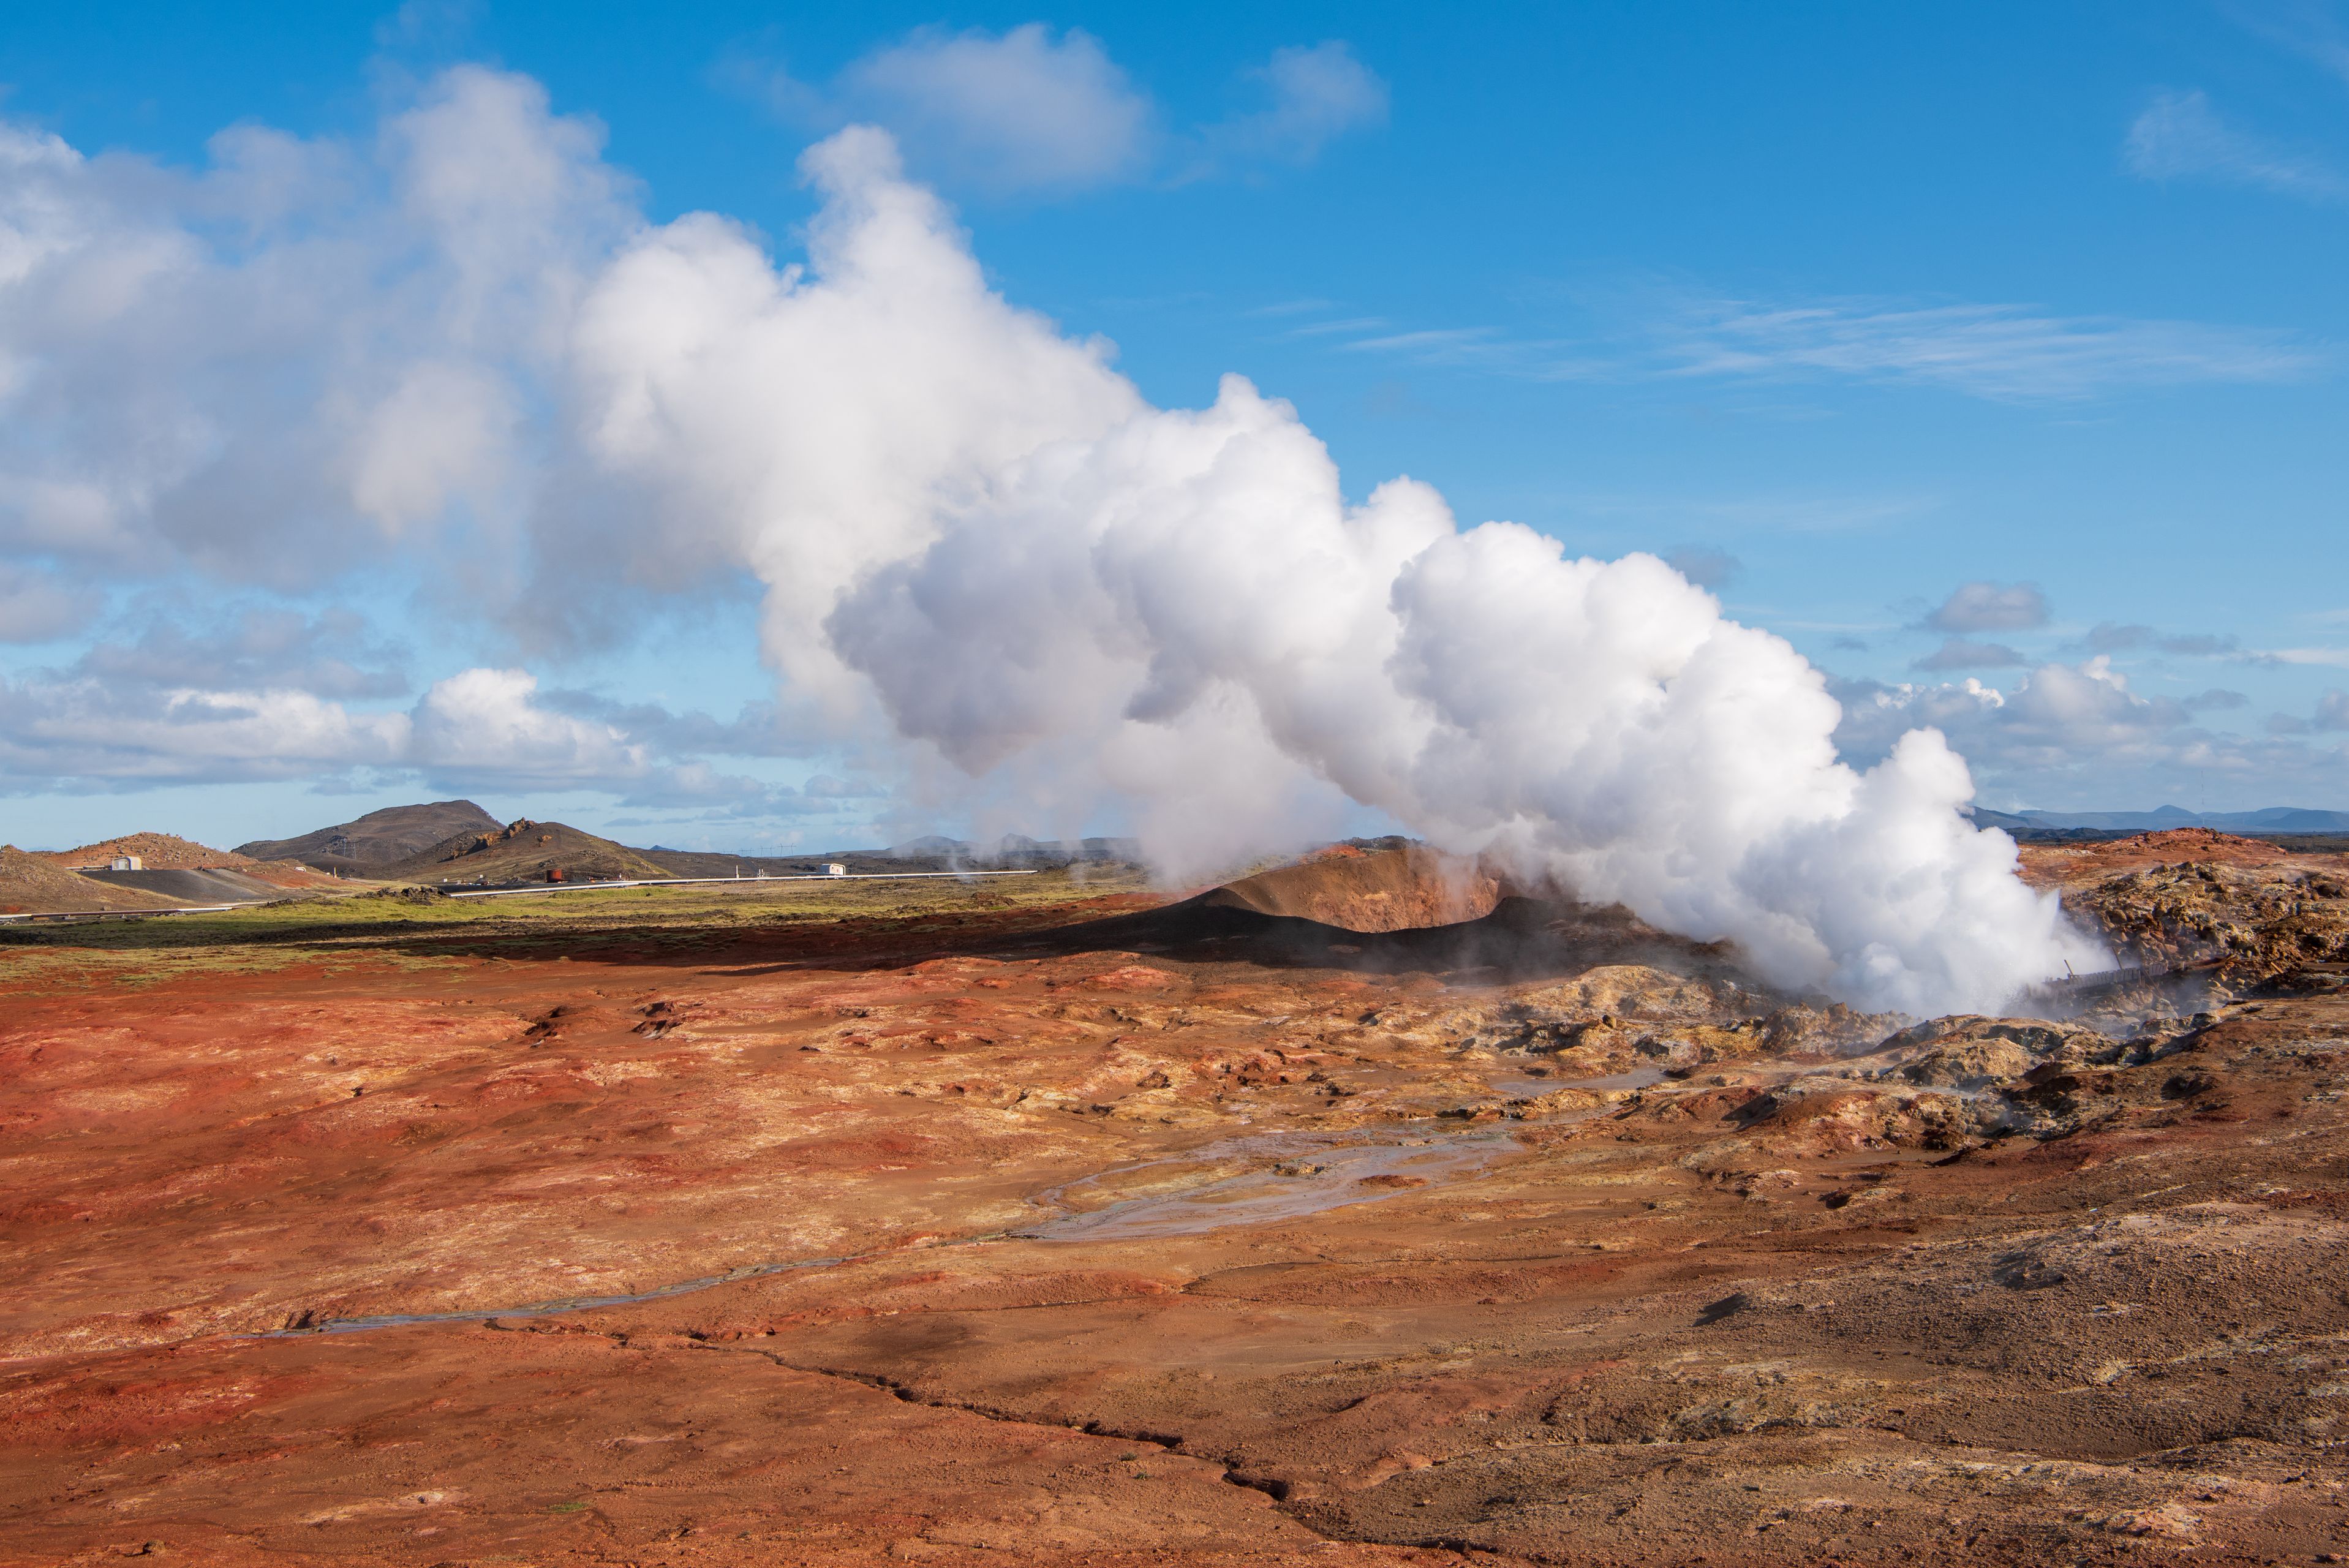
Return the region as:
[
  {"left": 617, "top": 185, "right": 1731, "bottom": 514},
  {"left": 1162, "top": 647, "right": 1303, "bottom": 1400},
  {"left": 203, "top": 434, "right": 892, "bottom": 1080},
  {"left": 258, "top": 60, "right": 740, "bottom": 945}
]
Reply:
[
  {"left": 1484, "top": 1065, "right": 1665, "bottom": 1099},
  {"left": 269, "top": 1118, "right": 1534, "bottom": 1337},
  {"left": 1016, "top": 1127, "right": 1518, "bottom": 1243}
]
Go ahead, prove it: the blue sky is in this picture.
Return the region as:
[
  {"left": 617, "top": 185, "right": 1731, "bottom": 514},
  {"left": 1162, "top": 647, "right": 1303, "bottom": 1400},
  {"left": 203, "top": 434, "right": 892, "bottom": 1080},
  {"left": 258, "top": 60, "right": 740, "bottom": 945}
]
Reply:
[{"left": 2, "top": 1, "right": 2345, "bottom": 852}]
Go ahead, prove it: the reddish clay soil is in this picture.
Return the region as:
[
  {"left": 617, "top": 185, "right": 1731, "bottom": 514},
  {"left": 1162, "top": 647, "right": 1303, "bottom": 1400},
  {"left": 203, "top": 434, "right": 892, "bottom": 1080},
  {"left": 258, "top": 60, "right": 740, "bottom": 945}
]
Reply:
[{"left": 4, "top": 848, "right": 2349, "bottom": 1566}]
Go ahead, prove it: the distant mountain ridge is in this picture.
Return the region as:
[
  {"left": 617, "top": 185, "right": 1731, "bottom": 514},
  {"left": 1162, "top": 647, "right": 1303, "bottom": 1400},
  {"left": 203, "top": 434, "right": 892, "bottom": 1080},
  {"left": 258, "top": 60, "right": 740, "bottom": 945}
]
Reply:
[
  {"left": 1969, "top": 805, "right": 2349, "bottom": 835},
  {"left": 238, "top": 800, "right": 1151, "bottom": 884}
]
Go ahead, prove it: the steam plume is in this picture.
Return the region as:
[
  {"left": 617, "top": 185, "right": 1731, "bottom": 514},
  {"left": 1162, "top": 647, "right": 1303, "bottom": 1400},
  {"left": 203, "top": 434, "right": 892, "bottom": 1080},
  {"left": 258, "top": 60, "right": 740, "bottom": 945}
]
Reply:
[{"left": 565, "top": 126, "right": 2105, "bottom": 1015}]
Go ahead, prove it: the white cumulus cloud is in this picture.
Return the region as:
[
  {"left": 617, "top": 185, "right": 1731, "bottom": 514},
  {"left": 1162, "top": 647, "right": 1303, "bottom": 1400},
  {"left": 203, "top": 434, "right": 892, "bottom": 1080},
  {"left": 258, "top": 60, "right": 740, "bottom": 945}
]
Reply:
[
  {"left": 1193, "top": 42, "right": 1390, "bottom": 170},
  {"left": 407, "top": 667, "right": 646, "bottom": 785},
  {"left": 0, "top": 66, "right": 628, "bottom": 585},
  {"left": 1926, "top": 581, "right": 2051, "bottom": 634},
  {"left": 834, "top": 24, "right": 1154, "bottom": 195},
  {"left": 734, "top": 28, "right": 1387, "bottom": 196},
  {"left": 0, "top": 658, "right": 644, "bottom": 793}
]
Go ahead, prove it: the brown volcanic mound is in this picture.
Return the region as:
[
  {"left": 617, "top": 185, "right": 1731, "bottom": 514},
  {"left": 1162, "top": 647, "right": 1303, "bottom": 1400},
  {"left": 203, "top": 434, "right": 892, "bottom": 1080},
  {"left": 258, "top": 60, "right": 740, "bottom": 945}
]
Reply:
[
  {"left": 380, "top": 818, "right": 673, "bottom": 886},
  {"left": 37, "top": 831, "right": 272, "bottom": 872},
  {"left": 35, "top": 832, "right": 341, "bottom": 891},
  {"left": 0, "top": 845, "right": 179, "bottom": 914},
  {"left": 1204, "top": 844, "right": 1502, "bottom": 932},
  {"left": 235, "top": 799, "right": 500, "bottom": 873},
  {"left": 1033, "top": 843, "right": 1728, "bottom": 987}
]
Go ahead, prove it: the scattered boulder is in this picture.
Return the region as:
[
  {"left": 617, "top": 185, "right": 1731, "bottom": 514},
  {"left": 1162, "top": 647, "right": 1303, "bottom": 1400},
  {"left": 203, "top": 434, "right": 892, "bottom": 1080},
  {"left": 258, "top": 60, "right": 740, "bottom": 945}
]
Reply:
[{"left": 361, "top": 885, "right": 451, "bottom": 906}]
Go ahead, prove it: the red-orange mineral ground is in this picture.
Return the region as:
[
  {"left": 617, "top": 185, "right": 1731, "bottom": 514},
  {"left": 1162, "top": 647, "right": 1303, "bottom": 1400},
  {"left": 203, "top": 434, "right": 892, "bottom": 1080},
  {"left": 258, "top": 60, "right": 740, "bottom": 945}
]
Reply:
[{"left": 6, "top": 834, "right": 2349, "bottom": 1566}]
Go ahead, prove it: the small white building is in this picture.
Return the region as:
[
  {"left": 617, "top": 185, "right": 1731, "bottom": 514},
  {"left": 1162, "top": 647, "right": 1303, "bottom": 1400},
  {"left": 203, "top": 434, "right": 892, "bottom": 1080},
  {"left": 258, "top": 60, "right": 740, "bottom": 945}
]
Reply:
[
  {"left": 823, "top": 862, "right": 848, "bottom": 877},
  {"left": 110, "top": 855, "right": 142, "bottom": 871}
]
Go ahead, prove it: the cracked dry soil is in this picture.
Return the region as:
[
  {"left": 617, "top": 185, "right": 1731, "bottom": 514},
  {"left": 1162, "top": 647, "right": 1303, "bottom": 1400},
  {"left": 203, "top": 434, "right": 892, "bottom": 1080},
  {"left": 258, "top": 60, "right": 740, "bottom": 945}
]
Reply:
[{"left": 4, "top": 834, "right": 2349, "bottom": 1566}]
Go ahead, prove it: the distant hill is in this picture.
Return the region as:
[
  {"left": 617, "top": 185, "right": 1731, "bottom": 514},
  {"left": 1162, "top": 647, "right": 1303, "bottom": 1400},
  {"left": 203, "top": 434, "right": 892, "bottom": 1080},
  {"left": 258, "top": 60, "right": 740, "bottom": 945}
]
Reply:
[
  {"left": 40, "top": 831, "right": 277, "bottom": 871},
  {"left": 380, "top": 818, "right": 673, "bottom": 886},
  {"left": 236, "top": 801, "right": 501, "bottom": 873},
  {"left": 30, "top": 832, "right": 339, "bottom": 892},
  {"left": 1970, "top": 805, "right": 2349, "bottom": 838},
  {"left": 233, "top": 799, "right": 1145, "bottom": 883},
  {"left": 2196, "top": 807, "right": 2349, "bottom": 832},
  {"left": 0, "top": 845, "right": 181, "bottom": 914}
]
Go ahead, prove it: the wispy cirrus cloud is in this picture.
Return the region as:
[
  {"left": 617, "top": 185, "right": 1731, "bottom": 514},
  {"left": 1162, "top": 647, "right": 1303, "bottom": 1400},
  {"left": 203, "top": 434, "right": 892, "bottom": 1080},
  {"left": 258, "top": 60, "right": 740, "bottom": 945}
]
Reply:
[
  {"left": 2124, "top": 88, "right": 2348, "bottom": 202},
  {"left": 1282, "top": 315, "right": 1391, "bottom": 337},
  {"left": 1245, "top": 298, "right": 1338, "bottom": 318},
  {"left": 1336, "top": 323, "right": 1608, "bottom": 379},
  {"left": 1316, "top": 290, "right": 2317, "bottom": 402},
  {"left": 2228, "top": 0, "right": 2349, "bottom": 89},
  {"left": 1340, "top": 325, "right": 1529, "bottom": 368},
  {"left": 1649, "top": 296, "right": 2318, "bottom": 401}
]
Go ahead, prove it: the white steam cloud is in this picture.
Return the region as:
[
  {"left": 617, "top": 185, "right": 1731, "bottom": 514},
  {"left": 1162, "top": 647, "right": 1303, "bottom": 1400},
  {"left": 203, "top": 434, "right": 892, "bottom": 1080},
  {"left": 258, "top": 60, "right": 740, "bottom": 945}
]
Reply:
[
  {"left": 562, "top": 125, "right": 2103, "bottom": 1014},
  {"left": 0, "top": 69, "right": 2108, "bottom": 1015}
]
